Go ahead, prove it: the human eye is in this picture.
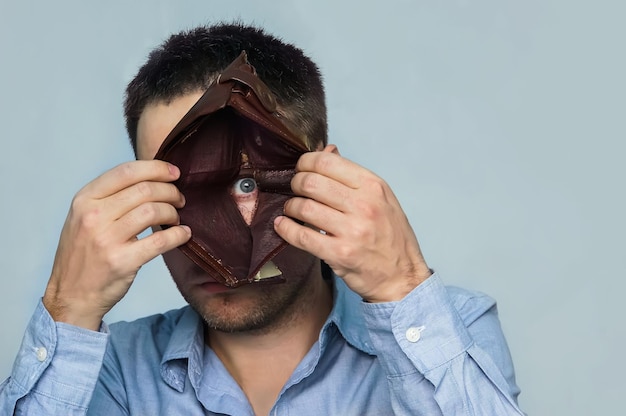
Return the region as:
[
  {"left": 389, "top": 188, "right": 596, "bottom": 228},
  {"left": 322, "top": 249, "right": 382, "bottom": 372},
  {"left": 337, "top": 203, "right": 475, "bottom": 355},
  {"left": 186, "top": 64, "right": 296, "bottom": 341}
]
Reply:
[
  {"left": 230, "top": 177, "right": 259, "bottom": 224},
  {"left": 231, "top": 177, "right": 258, "bottom": 197}
]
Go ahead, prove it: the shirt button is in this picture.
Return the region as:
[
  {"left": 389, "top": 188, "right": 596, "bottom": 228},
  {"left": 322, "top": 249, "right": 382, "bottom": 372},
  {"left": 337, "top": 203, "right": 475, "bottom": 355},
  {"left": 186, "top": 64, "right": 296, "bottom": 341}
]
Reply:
[
  {"left": 35, "top": 347, "right": 47, "bottom": 362},
  {"left": 405, "top": 326, "right": 425, "bottom": 343}
]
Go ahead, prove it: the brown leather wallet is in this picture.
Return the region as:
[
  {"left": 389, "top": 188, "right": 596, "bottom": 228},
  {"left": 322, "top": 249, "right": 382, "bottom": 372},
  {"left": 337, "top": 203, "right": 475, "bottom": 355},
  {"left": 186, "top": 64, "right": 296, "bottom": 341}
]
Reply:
[{"left": 154, "top": 51, "right": 314, "bottom": 288}]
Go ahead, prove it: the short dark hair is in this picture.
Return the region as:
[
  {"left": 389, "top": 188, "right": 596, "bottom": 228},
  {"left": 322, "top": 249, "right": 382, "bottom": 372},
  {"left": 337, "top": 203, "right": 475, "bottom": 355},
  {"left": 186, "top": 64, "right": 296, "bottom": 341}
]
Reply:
[{"left": 124, "top": 22, "right": 327, "bottom": 156}]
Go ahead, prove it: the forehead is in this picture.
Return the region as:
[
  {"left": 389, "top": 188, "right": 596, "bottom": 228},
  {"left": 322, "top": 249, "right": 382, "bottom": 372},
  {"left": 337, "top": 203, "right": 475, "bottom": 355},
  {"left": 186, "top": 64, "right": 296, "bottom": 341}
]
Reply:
[{"left": 136, "top": 91, "right": 204, "bottom": 160}]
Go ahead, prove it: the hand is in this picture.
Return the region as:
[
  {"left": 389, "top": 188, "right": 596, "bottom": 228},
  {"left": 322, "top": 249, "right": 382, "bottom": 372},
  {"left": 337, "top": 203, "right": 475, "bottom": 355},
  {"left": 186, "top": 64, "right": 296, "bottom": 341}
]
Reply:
[
  {"left": 43, "top": 160, "right": 191, "bottom": 330},
  {"left": 274, "top": 145, "right": 432, "bottom": 303}
]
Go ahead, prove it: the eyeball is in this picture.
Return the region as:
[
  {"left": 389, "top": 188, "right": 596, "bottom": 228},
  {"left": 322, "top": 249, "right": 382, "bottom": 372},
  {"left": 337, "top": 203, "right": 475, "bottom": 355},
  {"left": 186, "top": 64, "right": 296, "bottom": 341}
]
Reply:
[{"left": 232, "top": 177, "right": 257, "bottom": 195}]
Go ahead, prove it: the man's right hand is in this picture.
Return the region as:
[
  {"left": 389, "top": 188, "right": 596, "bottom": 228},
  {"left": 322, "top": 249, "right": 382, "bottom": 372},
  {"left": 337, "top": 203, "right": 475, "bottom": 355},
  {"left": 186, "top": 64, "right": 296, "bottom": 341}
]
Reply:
[{"left": 42, "top": 160, "right": 191, "bottom": 330}]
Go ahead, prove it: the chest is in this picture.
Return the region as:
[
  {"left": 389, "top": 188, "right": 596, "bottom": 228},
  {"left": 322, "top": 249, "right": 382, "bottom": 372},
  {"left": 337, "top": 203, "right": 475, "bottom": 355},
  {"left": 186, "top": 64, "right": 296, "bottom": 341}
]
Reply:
[{"left": 127, "top": 342, "right": 391, "bottom": 415}]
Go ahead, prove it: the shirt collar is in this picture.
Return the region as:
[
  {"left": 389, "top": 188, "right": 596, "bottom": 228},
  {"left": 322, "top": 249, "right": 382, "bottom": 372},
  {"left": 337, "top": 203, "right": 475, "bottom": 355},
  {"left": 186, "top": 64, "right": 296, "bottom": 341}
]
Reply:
[
  {"left": 160, "top": 274, "right": 376, "bottom": 390},
  {"left": 326, "top": 275, "right": 376, "bottom": 355},
  {"left": 160, "top": 306, "right": 204, "bottom": 392}
]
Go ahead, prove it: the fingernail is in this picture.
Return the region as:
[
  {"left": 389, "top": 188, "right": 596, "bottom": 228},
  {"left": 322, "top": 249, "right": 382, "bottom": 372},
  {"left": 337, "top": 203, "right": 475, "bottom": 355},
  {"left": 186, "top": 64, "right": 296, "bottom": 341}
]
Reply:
[
  {"left": 274, "top": 216, "right": 284, "bottom": 227},
  {"left": 168, "top": 163, "right": 180, "bottom": 177},
  {"left": 181, "top": 225, "right": 191, "bottom": 235}
]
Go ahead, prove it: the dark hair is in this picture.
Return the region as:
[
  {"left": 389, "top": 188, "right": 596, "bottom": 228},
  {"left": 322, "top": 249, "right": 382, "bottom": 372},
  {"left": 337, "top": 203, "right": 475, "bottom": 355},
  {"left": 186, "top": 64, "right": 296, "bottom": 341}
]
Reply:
[{"left": 124, "top": 22, "right": 327, "bottom": 156}]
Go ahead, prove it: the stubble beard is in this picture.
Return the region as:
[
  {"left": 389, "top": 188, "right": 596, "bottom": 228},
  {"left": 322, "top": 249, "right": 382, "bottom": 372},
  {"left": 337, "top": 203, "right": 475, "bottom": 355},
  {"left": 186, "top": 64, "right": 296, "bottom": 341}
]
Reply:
[
  {"left": 182, "top": 255, "right": 321, "bottom": 335},
  {"left": 165, "top": 242, "right": 326, "bottom": 335},
  {"left": 188, "top": 278, "right": 311, "bottom": 334}
]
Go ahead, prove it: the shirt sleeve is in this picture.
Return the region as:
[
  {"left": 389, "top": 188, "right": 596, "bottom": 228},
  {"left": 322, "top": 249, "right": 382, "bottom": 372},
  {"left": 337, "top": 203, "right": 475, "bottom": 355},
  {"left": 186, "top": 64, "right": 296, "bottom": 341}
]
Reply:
[
  {"left": 362, "top": 273, "right": 525, "bottom": 415},
  {"left": 0, "top": 299, "right": 109, "bottom": 416}
]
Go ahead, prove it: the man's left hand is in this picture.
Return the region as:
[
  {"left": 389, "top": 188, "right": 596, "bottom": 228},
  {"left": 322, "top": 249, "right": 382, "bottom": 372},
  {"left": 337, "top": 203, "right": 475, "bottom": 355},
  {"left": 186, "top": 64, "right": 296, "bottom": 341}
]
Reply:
[{"left": 274, "top": 145, "right": 432, "bottom": 303}]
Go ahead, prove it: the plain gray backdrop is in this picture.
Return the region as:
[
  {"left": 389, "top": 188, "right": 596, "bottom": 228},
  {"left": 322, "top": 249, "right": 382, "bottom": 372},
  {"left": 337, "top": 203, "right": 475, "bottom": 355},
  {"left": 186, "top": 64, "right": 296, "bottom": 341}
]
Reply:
[{"left": 1, "top": 1, "right": 624, "bottom": 415}]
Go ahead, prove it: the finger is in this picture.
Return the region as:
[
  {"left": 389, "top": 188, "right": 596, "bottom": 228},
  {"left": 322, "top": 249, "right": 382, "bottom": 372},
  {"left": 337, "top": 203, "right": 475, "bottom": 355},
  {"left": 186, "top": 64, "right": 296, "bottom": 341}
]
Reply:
[
  {"left": 296, "top": 151, "right": 370, "bottom": 189},
  {"left": 128, "top": 225, "right": 192, "bottom": 267},
  {"left": 104, "top": 181, "right": 185, "bottom": 221},
  {"left": 274, "top": 215, "right": 330, "bottom": 260},
  {"left": 290, "top": 172, "right": 352, "bottom": 212},
  {"left": 81, "top": 160, "right": 180, "bottom": 199},
  {"left": 283, "top": 197, "right": 345, "bottom": 236},
  {"left": 112, "top": 202, "right": 181, "bottom": 242}
]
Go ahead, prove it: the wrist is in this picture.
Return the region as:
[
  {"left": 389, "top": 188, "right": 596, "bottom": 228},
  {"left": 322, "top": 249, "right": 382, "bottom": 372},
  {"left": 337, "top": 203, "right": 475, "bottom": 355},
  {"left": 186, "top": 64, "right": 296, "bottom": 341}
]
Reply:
[
  {"left": 42, "top": 293, "right": 104, "bottom": 331},
  {"left": 364, "top": 267, "right": 433, "bottom": 303}
]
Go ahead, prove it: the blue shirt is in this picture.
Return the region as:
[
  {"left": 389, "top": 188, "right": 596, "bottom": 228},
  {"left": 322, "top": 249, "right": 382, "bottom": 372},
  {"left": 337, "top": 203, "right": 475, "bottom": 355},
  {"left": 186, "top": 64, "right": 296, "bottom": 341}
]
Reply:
[{"left": 1, "top": 273, "right": 524, "bottom": 415}]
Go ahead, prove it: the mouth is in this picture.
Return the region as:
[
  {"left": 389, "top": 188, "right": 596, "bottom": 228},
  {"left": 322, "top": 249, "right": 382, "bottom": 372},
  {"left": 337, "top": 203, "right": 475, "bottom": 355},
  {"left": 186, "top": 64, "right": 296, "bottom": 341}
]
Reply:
[{"left": 198, "top": 280, "right": 234, "bottom": 294}]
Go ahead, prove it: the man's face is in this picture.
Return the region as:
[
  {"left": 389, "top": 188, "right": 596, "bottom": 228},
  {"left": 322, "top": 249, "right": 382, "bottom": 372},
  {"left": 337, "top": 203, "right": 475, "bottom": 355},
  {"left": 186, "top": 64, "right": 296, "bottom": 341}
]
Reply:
[{"left": 136, "top": 92, "right": 321, "bottom": 333}]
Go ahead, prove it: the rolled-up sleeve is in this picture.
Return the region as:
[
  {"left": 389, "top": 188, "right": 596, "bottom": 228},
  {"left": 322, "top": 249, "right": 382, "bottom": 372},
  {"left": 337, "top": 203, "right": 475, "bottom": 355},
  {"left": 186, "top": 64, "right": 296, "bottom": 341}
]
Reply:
[
  {"left": 362, "top": 273, "right": 524, "bottom": 415},
  {"left": 0, "top": 300, "right": 108, "bottom": 415}
]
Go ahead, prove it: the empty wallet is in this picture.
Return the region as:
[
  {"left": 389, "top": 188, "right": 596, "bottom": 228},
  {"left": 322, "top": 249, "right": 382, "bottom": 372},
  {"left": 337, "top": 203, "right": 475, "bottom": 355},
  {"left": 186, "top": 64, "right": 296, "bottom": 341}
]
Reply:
[{"left": 153, "top": 51, "right": 314, "bottom": 288}]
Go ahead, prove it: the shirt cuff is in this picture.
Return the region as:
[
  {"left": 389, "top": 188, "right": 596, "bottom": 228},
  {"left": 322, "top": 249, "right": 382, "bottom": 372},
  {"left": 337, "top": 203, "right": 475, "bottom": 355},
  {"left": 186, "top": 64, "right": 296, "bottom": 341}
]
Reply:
[
  {"left": 361, "top": 273, "right": 473, "bottom": 376},
  {"left": 8, "top": 299, "right": 109, "bottom": 408}
]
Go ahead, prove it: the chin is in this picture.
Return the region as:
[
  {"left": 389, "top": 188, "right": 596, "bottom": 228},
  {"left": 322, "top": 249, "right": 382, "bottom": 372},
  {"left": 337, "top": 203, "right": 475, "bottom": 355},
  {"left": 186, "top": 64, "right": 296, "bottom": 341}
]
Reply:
[
  {"left": 183, "top": 283, "right": 301, "bottom": 333},
  {"left": 163, "top": 243, "right": 322, "bottom": 333}
]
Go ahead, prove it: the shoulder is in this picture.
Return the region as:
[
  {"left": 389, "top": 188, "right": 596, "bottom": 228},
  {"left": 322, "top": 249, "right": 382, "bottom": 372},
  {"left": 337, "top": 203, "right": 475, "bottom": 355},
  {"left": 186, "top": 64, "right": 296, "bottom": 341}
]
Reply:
[
  {"left": 109, "top": 306, "right": 189, "bottom": 331},
  {"left": 109, "top": 306, "right": 189, "bottom": 333},
  {"left": 106, "top": 306, "right": 194, "bottom": 353}
]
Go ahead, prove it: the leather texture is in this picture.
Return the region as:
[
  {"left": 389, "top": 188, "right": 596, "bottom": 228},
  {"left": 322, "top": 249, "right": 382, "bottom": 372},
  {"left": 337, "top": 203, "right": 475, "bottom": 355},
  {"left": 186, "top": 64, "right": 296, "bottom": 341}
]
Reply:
[{"left": 154, "top": 51, "right": 313, "bottom": 287}]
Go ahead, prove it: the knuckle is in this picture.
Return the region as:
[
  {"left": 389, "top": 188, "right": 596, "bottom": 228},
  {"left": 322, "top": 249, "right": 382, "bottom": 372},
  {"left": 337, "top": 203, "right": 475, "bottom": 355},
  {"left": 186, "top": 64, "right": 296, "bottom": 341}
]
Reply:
[
  {"left": 300, "top": 198, "right": 318, "bottom": 218},
  {"left": 134, "top": 181, "right": 154, "bottom": 199},
  {"left": 139, "top": 203, "right": 159, "bottom": 220},
  {"left": 296, "top": 152, "right": 312, "bottom": 171},
  {"left": 300, "top": 173, "right": 319, "bottom": 193},
  {"left": 296, "top": 228, "right": 312, "bottom": 248},
  {"left": 351, "top": 222, "right": 366, "bottom": 239},
  {"left": 117, "top": 162, "right": 136, "bottom": 179},
  {"left": 353, "top": 199, "right": 379, "bottom": 220},
  {"left": 167, "top": 183, "right": 181, "bottom": 198},
  {"left": 79, "top": 207, "right": 102, "bottom": 230},
  {"left": 335, "top": 244, "right": 355, "bottom": 262},
  {"left": 159, "top": 204, "right": 179, "bottom": 223},
  {"left": 106, "top": 251, "right": 130, "bottom": 276},
  {"left": 92, "top": 233, "right": 110, "bottom": 251},
  {"left": 148, "top": 232, "right": 169, "bottom": 251},
  {"left": 365, "top": 177, "right": 388, "bottom": 198},
  {"left": 70, "top": 193, "right": 90, "bottom": 217},
  {"left": 70, "top": 192, "right": 85, "bottom": 210},
  {"left": 313, "top": 154, "right": 332, "bottom": 172},
  {"left": 172, "top": 186, "right": 186, "bottom": 205},
  {"left": 350, "top": 222, "right": 370, "bottom": 240},
  {"left": 103, "top": 250, "right": 119, "bottom": 268}
]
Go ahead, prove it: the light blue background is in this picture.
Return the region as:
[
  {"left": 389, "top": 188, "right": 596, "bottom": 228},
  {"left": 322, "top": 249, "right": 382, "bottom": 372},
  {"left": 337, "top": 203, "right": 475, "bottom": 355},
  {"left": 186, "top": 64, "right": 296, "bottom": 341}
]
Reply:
[{"left": 1, "top": 1, "right": 624, "bottom": 414}]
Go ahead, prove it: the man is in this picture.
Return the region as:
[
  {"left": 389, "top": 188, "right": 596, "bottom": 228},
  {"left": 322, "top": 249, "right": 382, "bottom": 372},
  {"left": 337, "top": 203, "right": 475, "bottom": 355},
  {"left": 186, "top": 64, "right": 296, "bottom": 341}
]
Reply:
[{"left": 0, "top": 23, "right": 523, "bottom": 415}]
